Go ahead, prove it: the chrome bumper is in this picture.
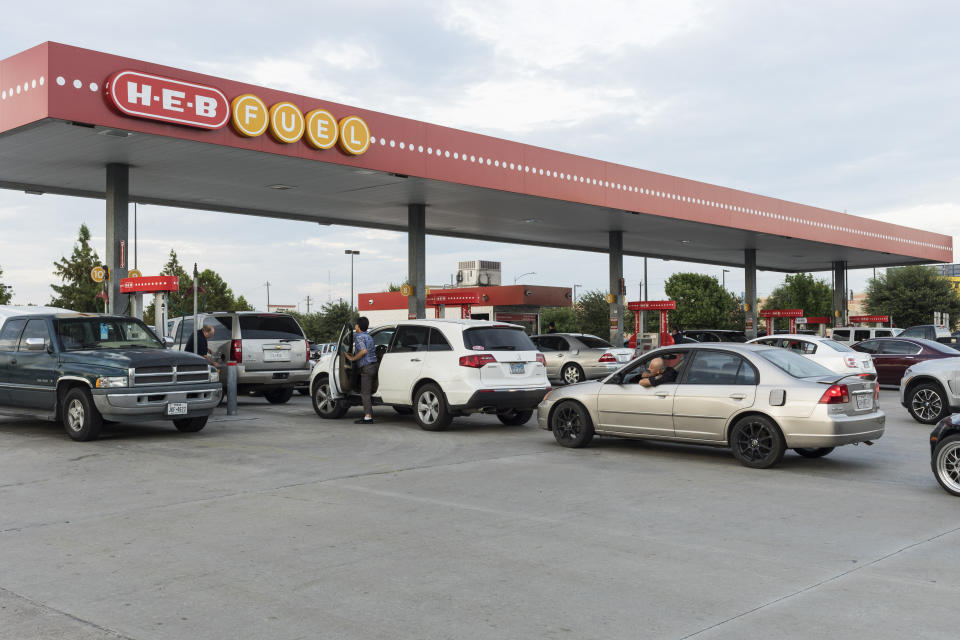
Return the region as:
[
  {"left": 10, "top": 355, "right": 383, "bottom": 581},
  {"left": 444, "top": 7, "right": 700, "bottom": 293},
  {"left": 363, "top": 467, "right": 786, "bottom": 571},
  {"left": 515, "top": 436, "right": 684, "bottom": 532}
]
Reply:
[{"left": 92, "top": 383, "right": 221, "bottom": 421}]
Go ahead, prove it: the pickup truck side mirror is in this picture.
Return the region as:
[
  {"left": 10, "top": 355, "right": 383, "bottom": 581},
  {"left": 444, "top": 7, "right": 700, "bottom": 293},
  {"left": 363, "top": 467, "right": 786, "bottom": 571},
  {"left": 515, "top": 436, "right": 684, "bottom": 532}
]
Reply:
[
  {"left": 24, "top": 337, "right": 47, "bottom": 351},
  {"left": 164, "top": 336, "right": 175, "bottom": 348}
]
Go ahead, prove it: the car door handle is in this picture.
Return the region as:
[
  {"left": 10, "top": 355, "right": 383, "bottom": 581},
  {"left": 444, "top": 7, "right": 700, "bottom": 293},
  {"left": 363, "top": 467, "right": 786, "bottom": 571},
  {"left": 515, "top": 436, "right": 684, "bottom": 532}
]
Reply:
[
  {"left": 410, "top": 358, "right": 421, "bottom": 362},
  {"left": 655, "top": 392, "right": 669, "bottom": 398},
  {"left": 729, "top": 393, "right": 747, "bottom": 400}
]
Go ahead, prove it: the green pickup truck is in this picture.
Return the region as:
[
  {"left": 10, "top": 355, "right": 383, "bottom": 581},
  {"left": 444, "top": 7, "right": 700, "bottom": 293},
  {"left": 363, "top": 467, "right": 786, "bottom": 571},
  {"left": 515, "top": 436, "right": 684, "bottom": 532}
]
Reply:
[{"left": 0, "top": 311, "right": 222, "bottom": 441}]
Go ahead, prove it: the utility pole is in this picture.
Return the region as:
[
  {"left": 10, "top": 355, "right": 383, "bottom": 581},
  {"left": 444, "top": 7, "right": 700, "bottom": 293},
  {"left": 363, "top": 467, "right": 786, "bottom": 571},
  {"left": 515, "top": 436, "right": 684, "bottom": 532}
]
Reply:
[
  {"left": 264, "top": 281, "right": 271, "bottom": 311},
  {"left": 305, "top": 295, "right": 313, "bottom": 314}
]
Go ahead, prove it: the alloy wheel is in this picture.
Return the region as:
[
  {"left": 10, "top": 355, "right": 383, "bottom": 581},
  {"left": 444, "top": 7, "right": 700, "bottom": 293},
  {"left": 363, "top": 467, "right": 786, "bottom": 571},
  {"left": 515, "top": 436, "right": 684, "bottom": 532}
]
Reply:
[
  {"left": 315, "top": 383, "right": 334, "bottom": 413},
  {"left": 66, "top": 398, "right": 84, "bottom": 432},
  {"left": 554, "top": 404, "right": 582, "bottom": 441},
  {"left": 935, "top": 441, "right": 960, "bottom": 494},
  {"left": 418, "top": 390, "right": 440, "bottom": 424},
  {"left": 735, "top": 420, "right": 774, "bottom": 463},
  {"left": 912, "top": 388, "right": 942, "bottom": 422},
  {"left": 563, "top": 365, "right": 582, "bottom": 385}
]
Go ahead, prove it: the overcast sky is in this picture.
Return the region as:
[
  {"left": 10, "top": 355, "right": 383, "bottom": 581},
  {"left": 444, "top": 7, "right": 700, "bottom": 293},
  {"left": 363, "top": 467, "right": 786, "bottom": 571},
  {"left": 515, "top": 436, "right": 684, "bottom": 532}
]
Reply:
[{"left": 1, "top": 1, "right": 957, "bottom": 310}]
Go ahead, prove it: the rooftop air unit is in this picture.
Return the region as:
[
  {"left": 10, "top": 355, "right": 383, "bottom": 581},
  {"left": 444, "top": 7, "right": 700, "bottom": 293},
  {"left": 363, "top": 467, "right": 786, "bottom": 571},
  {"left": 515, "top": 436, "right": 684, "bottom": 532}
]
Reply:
[{"left": 456, "top": 260, "right": 501, "bottom": 287}]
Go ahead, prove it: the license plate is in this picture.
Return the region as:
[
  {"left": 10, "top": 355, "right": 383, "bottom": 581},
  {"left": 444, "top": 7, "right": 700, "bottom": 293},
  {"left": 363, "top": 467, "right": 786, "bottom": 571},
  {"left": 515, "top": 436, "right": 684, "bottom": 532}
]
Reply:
[
  {"left": 855, "top": 395, "right": 873, "bottom": 411},
  {"left": 166, "top": 402, "right": 188, "bottom": 416},
  {"left": 510, "top": 363, "right": 525, "bottom": 374},
  {"left": 616, "top": 355, "right": 630, "bottom": 362},
  {"left": 264, "top": 349, "right": 291, "bottom": 362}
]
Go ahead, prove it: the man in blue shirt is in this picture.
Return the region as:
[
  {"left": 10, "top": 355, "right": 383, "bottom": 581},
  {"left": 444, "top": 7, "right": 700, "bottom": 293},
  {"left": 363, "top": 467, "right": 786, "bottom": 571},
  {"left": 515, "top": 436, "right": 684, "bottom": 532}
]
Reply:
[{"left": 345, "top": 316, "right": 377, "bottom": 423}]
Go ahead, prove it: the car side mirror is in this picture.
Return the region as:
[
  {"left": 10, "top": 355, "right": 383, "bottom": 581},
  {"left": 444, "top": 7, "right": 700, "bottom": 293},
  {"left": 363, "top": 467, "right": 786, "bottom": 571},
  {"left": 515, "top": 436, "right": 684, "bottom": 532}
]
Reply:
[
  {"left": 164, "top": 336, "right": 175, "bottom": 348},
  {"left": 24, "top": 337, "right": 46, "bottom": 351}
]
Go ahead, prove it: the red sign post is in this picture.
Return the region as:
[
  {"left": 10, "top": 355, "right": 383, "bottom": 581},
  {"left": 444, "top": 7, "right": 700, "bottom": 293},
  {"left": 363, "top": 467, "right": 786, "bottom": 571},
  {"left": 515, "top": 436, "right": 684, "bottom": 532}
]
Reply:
[{"left": 759, "top": 309, "right": 804, "bottom": 335}]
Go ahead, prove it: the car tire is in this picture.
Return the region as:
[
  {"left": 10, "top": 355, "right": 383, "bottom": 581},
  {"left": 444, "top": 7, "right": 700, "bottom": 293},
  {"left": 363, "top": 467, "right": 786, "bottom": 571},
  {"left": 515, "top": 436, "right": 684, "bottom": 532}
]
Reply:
[
  {"left": 729, "top": 415, "right": 786, "bottom": 469},
  {"left": 61, "top": 387, "right": 103, "bottom": 442},
  {"left": 312, "top": 376, "right": 349, "bottom": 419},
  {"left": 263, "top": 388, "right": 295, "bottom": 404},
  {"left": 793, "top": 447, "right": 835, "bottom": 458},
  {"left": 393, "top": 405, "right": 413, "bottom": 415},
  {"left": 561, "top": 363, "right": 585, "bottom": 385},
  {"left": 173, "top": 416, "right": 208, "bottom": 432},
  {"left": 497, "top": 409, "right": 533, "bottom": 426},
  {"left": 932, "top": 434, "right": 960, "bottom": 497},
  {"left": 908, "top": 383, "right": 948, "bottom": 425},
  {"left": 414, "top": 383, "right": 453, "bottom": 431},
  {"left": 550, "top": 400, "right": 594, "bottom": 448}
]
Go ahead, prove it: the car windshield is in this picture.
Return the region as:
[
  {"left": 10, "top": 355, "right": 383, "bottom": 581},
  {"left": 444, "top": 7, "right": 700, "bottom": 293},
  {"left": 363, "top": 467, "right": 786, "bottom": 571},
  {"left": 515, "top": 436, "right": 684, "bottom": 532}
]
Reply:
[
  {"left": 758, "top": 348, "right": 834, "bottom": 378},
  {"left": 821, "top": 340, "right": 855, "bottom": 352},
  {"left": 577, "top": 335, "right": 613, "bottom": 348},
  {"left": 238, "top": 315, "right": 304, "bottom": 340},
  {"left": 56, "top": 317, "right": 164, "bottom": 351},
  {"left": 463, "top": 326, "right": 536, "bottom": 351}
]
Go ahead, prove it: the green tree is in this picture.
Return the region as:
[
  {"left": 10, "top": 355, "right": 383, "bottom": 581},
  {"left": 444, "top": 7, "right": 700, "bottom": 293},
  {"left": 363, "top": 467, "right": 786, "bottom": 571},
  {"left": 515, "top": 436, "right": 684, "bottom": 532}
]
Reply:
[
  {"left": 50, "top": 224, "right": 103, "bottom": 312},
  {"left": 289, "top": 311, "right": 324, "bottom": 342},
  {"left": 385, "top": 281, "right": 409, "bottom": 292},
  {"left": 664, "top": 272, "right": 740, "bottom": 331},
  {"left": 540, "top": 306, "right": 578, "bottom": 332},
  {"left": 569, "top": 290, "right": 635, "bottom": 342},
  {"left": 317, "top": 300, "right": 357, "bottom": 341},
  {"left": 762, "top": 273, "right": 833, "bottom": 331},
  {"left": 0, "top": 264, "right": 11, "bottom": 304},
  {"left": 865, "top": 266, "right": 960, "bottom": 329}
]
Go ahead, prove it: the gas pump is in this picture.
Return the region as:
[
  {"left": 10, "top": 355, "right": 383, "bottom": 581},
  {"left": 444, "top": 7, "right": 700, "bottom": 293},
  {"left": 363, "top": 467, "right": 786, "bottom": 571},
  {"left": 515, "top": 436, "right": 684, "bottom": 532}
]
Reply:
[
  {"left": 758, "top": 309, "right": 803, "bottom": 335},
  {"left": 627, "top": 300, "right": 676, "bottom": 352},
  {"left": 119, "top": 275, "right": 180, "bottom": 339}
]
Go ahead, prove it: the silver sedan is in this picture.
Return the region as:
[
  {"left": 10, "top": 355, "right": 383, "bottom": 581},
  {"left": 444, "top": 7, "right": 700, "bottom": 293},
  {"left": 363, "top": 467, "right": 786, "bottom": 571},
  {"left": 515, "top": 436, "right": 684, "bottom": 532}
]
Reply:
[
  {"left": 531, "top": 333, "right": 635, "bottom": 384},
  {"left": 537, "top": 343, "right": 885, "bottom": 468}
]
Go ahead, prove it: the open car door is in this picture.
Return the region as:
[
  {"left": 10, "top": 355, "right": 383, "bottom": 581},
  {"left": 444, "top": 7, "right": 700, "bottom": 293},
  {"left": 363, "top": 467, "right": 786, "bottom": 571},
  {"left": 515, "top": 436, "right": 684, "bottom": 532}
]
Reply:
[{"left": 336, "top": 322, "right": 357, "bottom": 395}]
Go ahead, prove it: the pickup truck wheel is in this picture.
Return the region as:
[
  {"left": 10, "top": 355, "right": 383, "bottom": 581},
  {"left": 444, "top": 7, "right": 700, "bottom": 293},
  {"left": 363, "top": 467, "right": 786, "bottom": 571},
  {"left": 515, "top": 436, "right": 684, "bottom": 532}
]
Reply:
[
  {"left": 173, "top": 416, "right": 208, "bottom": 432},
  {"left": 61, "top": 387, "right": 103, "bottom": 442},
  {"left": 312, "top": 376, "right": 348, "bottom": 419},
  {"left": 264, "top": 388, "right": 294, "bottom": 404},
  {"left": 497, "top": 409, "right": 533, "bottom": 426},
  {"left": 414, "top": 384, "right": 453, "bottom": 431}
]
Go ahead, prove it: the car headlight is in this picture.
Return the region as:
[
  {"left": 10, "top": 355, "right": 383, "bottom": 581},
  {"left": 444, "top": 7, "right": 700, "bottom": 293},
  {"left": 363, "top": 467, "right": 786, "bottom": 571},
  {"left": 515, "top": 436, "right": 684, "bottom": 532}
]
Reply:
[
  {"left": 209, "top": 367, "right": 220, "bottom": 383},
  {"left": 95, "top": 376, "right": 128, "bottom": 388}
]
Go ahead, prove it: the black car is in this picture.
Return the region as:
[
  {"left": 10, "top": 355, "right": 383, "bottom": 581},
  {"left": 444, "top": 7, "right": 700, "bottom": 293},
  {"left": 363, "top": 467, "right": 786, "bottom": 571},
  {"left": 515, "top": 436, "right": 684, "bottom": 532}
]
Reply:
[{"left": 930, "top": 414, "right": 960, "bottom": 496}]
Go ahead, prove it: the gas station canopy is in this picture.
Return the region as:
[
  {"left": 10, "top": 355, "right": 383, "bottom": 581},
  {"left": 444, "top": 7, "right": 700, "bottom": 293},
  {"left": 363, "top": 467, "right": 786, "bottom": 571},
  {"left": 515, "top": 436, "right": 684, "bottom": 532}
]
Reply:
[{"left": 0, "top": 42, "right": 951, "bottom": 273}]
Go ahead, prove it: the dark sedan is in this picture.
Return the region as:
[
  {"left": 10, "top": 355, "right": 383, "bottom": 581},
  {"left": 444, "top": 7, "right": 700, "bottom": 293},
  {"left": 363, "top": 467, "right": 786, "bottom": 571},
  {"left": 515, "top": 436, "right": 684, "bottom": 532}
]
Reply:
[{"left": 851, "top": 337, "right": 960, "bottom": 386}]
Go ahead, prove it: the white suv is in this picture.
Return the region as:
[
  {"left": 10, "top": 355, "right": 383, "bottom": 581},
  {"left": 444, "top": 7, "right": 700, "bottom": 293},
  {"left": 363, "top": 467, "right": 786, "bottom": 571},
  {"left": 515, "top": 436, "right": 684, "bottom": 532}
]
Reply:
[{"left": 309, "top": 319, "right": 550, "bottom": 430}]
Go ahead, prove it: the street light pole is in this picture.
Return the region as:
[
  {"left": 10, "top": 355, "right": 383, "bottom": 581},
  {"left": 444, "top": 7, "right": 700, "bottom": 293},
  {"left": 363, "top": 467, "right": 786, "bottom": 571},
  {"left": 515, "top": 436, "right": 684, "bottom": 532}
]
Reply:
[
  {"left": 514, "top": 271, "right": 536, "bottom": 285},
  {"left": 345, "top": 250, "right": 360, "bottom": 310},
  {"left": 722, "top": 269, "right": 730, "bottom": 290}
]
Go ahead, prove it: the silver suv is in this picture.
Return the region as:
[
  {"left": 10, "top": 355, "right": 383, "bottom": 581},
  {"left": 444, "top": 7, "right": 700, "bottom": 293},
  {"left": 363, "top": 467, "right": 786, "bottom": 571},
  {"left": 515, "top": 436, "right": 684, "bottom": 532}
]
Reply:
[
  {"left": 900, "top": 358, "right": 960, "bottom": 424},
  {"left": 168, "top": 312, "right": 311, "bottom": 404}
]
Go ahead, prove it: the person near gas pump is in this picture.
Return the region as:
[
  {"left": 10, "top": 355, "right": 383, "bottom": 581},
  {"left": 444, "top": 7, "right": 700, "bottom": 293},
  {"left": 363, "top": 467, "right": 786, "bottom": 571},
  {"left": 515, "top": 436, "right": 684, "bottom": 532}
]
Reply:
[{"left": 345, "top": 316, "right": 377, "bottom": 424}]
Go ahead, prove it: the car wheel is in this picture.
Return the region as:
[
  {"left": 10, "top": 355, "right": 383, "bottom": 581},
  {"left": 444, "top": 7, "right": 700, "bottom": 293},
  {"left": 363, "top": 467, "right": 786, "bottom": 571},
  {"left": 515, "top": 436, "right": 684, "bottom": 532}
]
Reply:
[
  {"left": 173, "top": 416, "right": 208, "bottom": 432},
  {"left": 263, "top": 388, "right": 294, "bottom": 404},
  {"left": 561, "top": 363, "right": 585, "bottom": 385},
  {"left": 61, "top": 387, "right": 103, "bottom": 442},
  {"left": 312, "top": 376, "right": 349, "bottom": 419},
  {"left": 414, "top": 383, "right": 453, "bottom": 431},
  {"left": 793, "top": 447, "right": 835, "bottom": 458},
  {"left": 393, "top": 405, "right": 413, "bottom": 415},
  {"left": 908, "top": 383, "right": 948, "bottom": 425},
  {"left": 550, "top": 401, "right": 594, "bottom": 448},
  {"left": 932, "top": 434, "right": 960, "bottom": 497},
  {"left": 730, "top": 415, "right": 786, "bottom": 469},
  {"left": 497, "top": 409, "right": 533, "bottom": 426}
]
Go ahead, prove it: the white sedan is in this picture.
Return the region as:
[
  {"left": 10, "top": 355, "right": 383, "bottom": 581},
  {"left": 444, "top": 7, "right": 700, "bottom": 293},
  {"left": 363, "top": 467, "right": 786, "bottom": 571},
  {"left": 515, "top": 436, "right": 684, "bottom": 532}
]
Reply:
[{"left": 748, "top": 334, "right": 877, "bottom": 379}]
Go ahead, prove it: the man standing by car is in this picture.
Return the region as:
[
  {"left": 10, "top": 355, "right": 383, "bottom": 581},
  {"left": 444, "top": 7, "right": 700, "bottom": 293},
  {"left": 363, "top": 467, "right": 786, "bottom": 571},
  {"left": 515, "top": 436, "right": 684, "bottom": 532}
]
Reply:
[
  {"left": 185, "top": 324, "right": 217, "bottom": 365},
  {"left": 345, "top": 316, "right": 377, "bottom": 424}
]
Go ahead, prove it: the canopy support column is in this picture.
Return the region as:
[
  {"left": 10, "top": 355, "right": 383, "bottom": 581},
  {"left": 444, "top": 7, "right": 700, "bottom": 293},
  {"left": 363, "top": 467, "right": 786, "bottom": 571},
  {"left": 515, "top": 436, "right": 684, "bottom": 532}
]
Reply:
[
  {"left": 408, "top": 204, "right": 426, "bottom": 320},
  {"left": 105, "top": 163, "right": 129, "bottom": 315},
  {"left": 744, "top": 249, "right": 757, "bottom": 339},
  {"left": 833, "top": 260, "right": 848, "bottom": 327},
  {"left": 609, "top": 231, "right": 624, "bottom": 346}
]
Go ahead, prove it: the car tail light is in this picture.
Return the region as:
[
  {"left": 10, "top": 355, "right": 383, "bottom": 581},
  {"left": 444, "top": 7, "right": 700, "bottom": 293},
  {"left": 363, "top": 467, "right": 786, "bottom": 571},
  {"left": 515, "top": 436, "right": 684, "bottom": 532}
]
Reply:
[
  {"left": 818, "top": 384, "right": 850, "bottom": 404},
  {"left": 874, "top": 383, "right": 879, "bottom": 403},
  {"left": 598, "top": 352, "right": 616, "bottom": 363},
  {"left": 459, "top": 354, "right": 497, "bottom": 368},
  {"left": 536, "top": 353, "right": 546, "bottom": 365},
  {"left": 844, "top": 356, "right": 858, "bottom": 368},
  {"left": 305, "top": 339, "right": 311, "bottom": 363},
  {"left": 230, "top": 339, "right": 242, "bottom": 363}
]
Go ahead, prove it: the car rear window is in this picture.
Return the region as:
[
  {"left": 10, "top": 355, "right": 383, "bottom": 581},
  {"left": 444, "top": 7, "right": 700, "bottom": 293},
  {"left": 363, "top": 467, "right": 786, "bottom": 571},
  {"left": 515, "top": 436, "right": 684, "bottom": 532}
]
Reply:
[
  {"left": 463, "top": 327, "right": 536, "bottom": 351},
  {"left": 917, "top": 339, "right": 960, "bottom": 355},
  {"left": 821, "top": 340, "right": 855, "bottom": 352},
  {"left": 577, "top": 335, "right": 612, "bottom": 348},
  {"left": 758, "top": 348, "right": 834, "bottom": 378},
  {"left": 238, "top": 315, "right": 304, "bottom": 340}
]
